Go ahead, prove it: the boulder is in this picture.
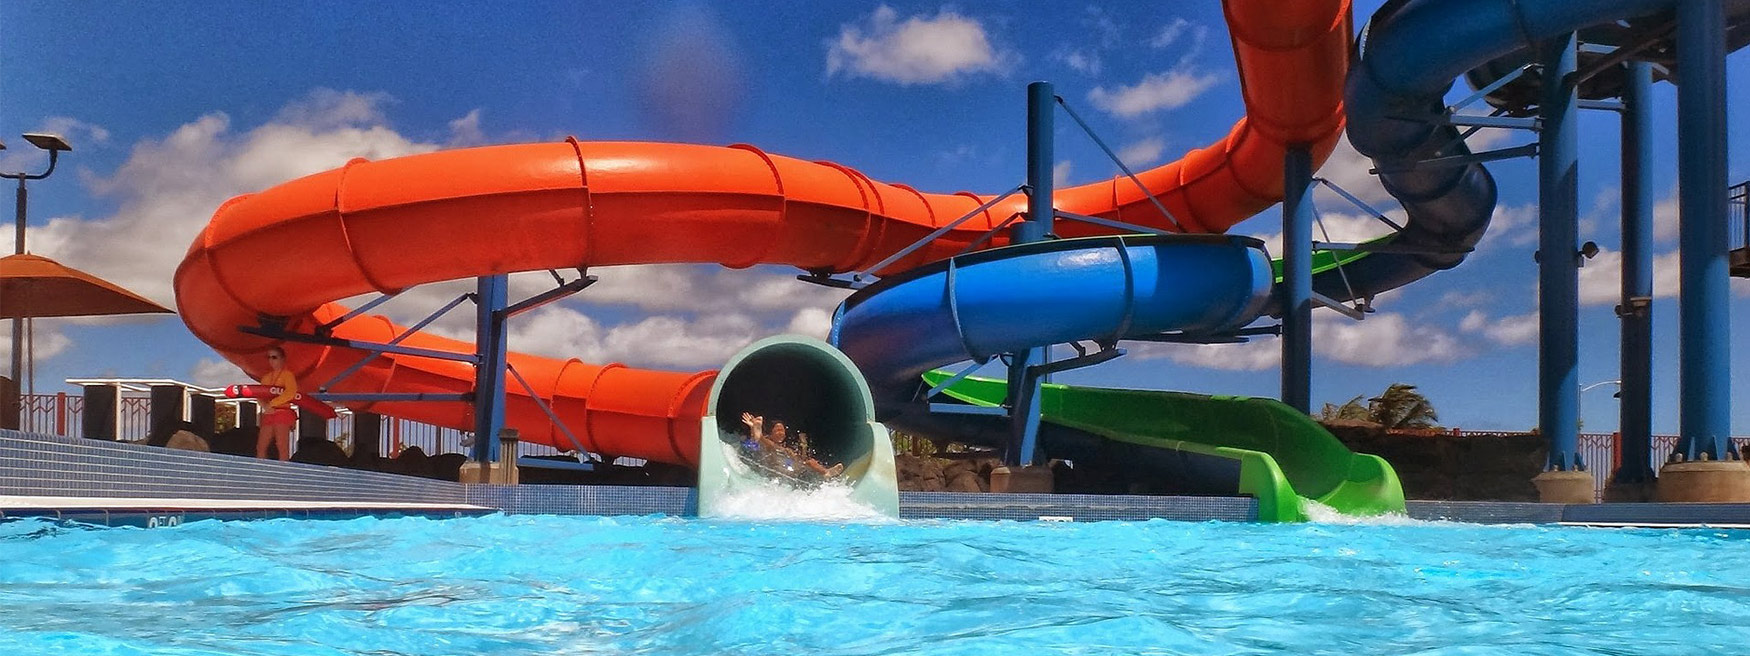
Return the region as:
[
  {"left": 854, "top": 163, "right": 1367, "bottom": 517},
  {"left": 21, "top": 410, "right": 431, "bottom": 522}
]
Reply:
[
  {"left": 164, "top": 430, "right": 209, "bottom": 452},
  {"left": 291, "top": 438, "right": 350, "bottom": 467},
  {"left": 945, "top": 470, "right": 983, "bottom": 492}
]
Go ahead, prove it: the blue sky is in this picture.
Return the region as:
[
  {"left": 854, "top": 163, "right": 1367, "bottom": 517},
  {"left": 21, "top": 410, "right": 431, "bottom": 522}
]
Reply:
[{"left": 2, "top": 1, "right": 1749, "bottom": 434}]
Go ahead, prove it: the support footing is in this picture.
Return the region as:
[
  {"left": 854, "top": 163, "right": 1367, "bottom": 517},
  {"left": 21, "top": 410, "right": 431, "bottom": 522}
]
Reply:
[
  {"left": 459, "top": 461, "right": 519, "bottom": 485},
  {"left": 1532, "top": 470, "right": 1594, "bottom": 504},
  {"left": 990, "top": 465, "right": 1054, "bottom": 494},
  {"left": 1656, "top": 460, "right": 1750, "bottom": 502},
  {"left": 1603, "top": 481, "right": 1657, "bottom": 503}
]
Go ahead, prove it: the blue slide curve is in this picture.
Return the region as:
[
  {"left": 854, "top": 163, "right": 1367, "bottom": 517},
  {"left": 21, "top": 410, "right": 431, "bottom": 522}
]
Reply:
[
  {"left": 832, "top": 234, "right": 1274, "bottom": 400},
  {"left": 830, "top": 0, "right": 1711, "bottom": 513}
]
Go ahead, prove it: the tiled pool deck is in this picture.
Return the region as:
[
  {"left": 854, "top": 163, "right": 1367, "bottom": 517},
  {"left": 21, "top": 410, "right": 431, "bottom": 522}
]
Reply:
[{"left": 7, "top": 429, "right": 1750, "bottom": 527}]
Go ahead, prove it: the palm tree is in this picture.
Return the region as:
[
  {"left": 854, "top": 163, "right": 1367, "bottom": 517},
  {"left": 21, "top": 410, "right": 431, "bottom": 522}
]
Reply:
[
  {"left": 1318, "top": 395, "right": 1373, "bottom": 422},
  {"left": 1367, "top": 383, "right": 1439, "bottom": 429},
  {"left": 1318, "top": 383, "right": 1441, "bottom": 429}
]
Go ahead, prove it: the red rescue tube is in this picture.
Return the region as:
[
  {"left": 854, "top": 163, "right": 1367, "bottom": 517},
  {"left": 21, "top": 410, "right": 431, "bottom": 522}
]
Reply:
[{"left": 224, "top": 384, "right": 339, "bottom": 420}]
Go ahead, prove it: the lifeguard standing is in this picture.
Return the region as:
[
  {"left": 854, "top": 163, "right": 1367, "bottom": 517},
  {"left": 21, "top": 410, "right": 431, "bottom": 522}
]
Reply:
[{"left": 254, "top": 346, "right": 298, "bottom": 460}]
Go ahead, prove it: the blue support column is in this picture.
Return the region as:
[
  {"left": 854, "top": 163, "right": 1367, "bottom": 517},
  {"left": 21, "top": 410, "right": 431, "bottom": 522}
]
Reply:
[
  {"left": 473, "top": 274, "right": 509, "bottom": 464},
  {"left": 1616, "top": 60, "right": 1657, "bottom": 483},
  {"left": 1005, "top": 81, "right": 1054, "bottom": 467},
  {"left": 1538, "top": 34, "right": 1581, "bottom": 471},
  {"left": 1281, "top": 147, "right": 1314, "bottom": 414},
  {"left": 1676, "top": 0, "right": 1732, "bottom": 461}
]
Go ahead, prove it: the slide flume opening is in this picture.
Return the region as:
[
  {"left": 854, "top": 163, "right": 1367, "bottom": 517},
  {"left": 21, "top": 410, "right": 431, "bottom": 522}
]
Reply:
[{"left": 697, "top": 336, "right": 898, "bottom": 518}]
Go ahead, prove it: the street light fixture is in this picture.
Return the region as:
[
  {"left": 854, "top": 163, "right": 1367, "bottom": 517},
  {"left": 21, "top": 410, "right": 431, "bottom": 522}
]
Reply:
[
  {"left": 1579, "top": 380, "right": 1623, "bottom": 434},
  {"left": 21, "top": 133, "right": 71, "bottom": 153},
  {"left": 0, "top": 131, "right": 72, "bottom": 421}
]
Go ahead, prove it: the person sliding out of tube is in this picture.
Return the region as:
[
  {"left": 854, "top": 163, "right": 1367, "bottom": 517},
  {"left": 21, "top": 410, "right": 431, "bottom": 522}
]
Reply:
[
  {"left": 255, "top": 346, "right": 299, "bottom": 461},
  {"left": 738, "top": 413, "right": 844, "bottom": 478}
]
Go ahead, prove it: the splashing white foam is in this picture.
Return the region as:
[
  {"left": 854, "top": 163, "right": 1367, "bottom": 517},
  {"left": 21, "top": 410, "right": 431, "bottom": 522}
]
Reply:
[
  {"left": 1301, "top": 499, "right": 1425, "bottom": 526},
  {"left": 706, "top": 478, "right": 890, "bottom": 523}
]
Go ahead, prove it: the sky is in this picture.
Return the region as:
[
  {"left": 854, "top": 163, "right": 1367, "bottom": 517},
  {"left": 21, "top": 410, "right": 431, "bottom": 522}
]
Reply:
[{"left": 2, "top": 1, "right": 1750, "bottom": 435}]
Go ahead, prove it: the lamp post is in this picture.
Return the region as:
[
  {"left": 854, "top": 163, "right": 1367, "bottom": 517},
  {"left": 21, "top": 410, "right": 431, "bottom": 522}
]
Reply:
[
  {"left": 1578, "top": 379, "right": 1622, "bottom": 439},
  {"left": 0, "top": 132, "right": 73, "bottom": 423}
]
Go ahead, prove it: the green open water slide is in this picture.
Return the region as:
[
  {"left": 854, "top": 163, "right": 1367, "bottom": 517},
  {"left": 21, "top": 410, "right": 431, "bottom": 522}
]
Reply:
[{"left": 923, "top": 371, "right": 1404, "bottom": 522}]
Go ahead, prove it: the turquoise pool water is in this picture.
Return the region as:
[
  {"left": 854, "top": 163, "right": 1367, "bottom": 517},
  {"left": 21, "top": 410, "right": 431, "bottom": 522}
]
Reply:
[{"left": 2, "top": 514, "right": 1747, "bottom": 655}]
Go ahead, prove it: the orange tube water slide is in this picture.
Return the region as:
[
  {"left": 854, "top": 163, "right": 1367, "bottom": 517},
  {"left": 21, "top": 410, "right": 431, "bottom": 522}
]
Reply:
[{"left": 173, "top": 0, "right": 1350, "bottom": 467}]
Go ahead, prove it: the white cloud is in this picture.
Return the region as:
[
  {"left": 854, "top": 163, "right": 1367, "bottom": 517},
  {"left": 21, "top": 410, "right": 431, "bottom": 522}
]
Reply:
[
  {"left": 1053, "top": 160, "right": 1073, "bottom": 187},
  {"left": 1132, "top": 336, "right": 1281, "bottom": 371},
  {"left": 826, "top": 6, "right": 1014, "bottom": 85},
  {"left": 1247, "top": 210, "right": 1397, "bottom": 258},
  {"left": 1315, "top": 133, "right": 1392, "bottom": 205},
  {"left": 189, "top": 357, "right": 248, "bottom": 388},
  {"left": 273, "top": 89, "right": 393, "bottom": 130},
  {"left": 1477, "top": 203, "right": 1539, "bottom": 251},
  {"left": 1116, "top": 137, "right": 1166, "bottom": 168},
  {"left": 34, "top": 116, "right": 111, "bottom": 146},
  {"left": 1088, "top": 68, "right": 1221, "bottom": 118},
  {"left": 1150, "top": 18, "right": 1191, "bottom": 48},
  {"left": 491, "top": 306, "right": 767, "bottom": 370},
  {"left": 29, "top": 91, "right": 449, "bottom": 308},
  {"left": 1652, "top": 191, "right": 1680, "bottom": 242},
  {"left": 1436, "top": 290, "right": 1494, "bottom": 309},
  {"left": 1315, "top": 312, "right": 1467, "bottom": 366},
  {"left": 785, "top": 307, "right": 835, "bottom": 339},
  {"left": 1577, "top": 248, "right": 1681, "bottom": 305},
  {"left": 1459, "top": 310, "right": 1538, "bottom": 346},
  {"left": 447, "top": 109, "right": 486, "bottom": 146},
  {"left": 1133, "top": 311, "right": 1464, "bottom": 371},
  {"left": 0, "top": 321, "right": 74, "bottom": 370},
  {"left": 1055, "top": 48, "right": 1101, "bottom": 76}
]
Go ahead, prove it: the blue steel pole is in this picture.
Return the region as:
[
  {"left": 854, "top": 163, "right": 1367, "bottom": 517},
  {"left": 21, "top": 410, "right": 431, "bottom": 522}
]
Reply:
[
  {"left": 473, "top": 274, "right": 510, "bottom": 464},
  {"left": 1538, "top": 34, "right": 1580, "bottom": 471},
  {"left": 1677, "top": 0, "right": 1732, "bottom": 461},
  {"left": 1616, "top": 60, "right": 1656, "bottom": 482},
  {"left": 1281, "top": 147, "right": 1314, "bottom": 414},
  {"left": 1005, "top": 81, "right": 1053, "bottom": 467}
]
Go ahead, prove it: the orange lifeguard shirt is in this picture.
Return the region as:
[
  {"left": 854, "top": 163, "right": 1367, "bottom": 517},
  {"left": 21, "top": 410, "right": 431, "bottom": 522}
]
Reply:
[{"left": 260, "top": 369, "right": 298, "bottom": 409}]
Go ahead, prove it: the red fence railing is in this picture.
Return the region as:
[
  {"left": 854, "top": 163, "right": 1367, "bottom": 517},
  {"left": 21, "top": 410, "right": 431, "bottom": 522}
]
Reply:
[{"left": 18, "top": 392, "right": 564, "bottom": 460}]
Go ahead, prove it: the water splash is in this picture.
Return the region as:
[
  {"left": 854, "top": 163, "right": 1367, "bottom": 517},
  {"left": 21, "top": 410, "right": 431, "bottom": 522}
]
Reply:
[
  {"left": 1301, "top": 498, "right": 1424, "bottom": 526},
  {"left": 705, "top": 478, "right": 890, "bottom": 522}
]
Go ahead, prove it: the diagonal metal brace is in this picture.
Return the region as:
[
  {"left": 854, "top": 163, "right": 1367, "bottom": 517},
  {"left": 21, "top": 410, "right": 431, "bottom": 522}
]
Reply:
[
  {"left": 1028, "top": 345, "right": 1123, "bottom": 377},
  {"left": 929, "top": 403, "right": 1008, "bottom": 417},
  {"left": 924, "top": 358, "right": 993, "bottom": 400},
  {"left": 1313, "top": 240, "right": 1473, "bottom": 255},
  {"left": 497, "top": 275, "right": 597, "bottom": 321},
  {"left": 506, "top": 362, "right": 592, "bottom": 456},
  {"left": 1055, "top": 211, "right": 1176, "bottom": 237},
  {"left": 795, "top": 272, "right": 866, "bottom": 290},
  {"left": 1312, "top": 292, "right": 1366, "bottom": 320},
  {"left": 318, "top": 292, "right": 476, "bottom": 391},
  {"left": 315, "top": 291, "right": 401, "bottom": 335},
  {"left": 1371, "top": 144, "right": 1538, "bottom": 174},
  {"left": 242, "top": 323, "right": 479, "bottom": 364},
  {"left": 1314, "top": 178, "right": 1404, "bottom": 232}
]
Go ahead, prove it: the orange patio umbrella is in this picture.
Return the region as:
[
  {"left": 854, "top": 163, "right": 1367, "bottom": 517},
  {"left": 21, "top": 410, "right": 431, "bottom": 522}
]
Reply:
[{"left": 0, "top": 253, "right": 172, "bottom": 319}]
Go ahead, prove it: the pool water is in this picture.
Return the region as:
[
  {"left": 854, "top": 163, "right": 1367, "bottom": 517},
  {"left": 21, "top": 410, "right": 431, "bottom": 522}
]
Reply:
[{"left": 2, "top": 513, "right": 1748, "bottom": 655}]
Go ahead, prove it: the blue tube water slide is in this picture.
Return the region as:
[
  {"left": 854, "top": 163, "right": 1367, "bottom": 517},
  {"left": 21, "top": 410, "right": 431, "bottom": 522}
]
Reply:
[
  {"left": 832, "top": 234, "right": 1274, "bottom": 400},
  {"left": 1310, "top": 0, "right": 1750, "bottom": 311}
]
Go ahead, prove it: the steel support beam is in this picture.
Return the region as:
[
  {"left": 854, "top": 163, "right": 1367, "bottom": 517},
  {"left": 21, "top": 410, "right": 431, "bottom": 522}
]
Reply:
[
  {"left": 1004, "top": 81, "right": 1054, "bottom": 467},
  {"left": 1616, "top": 60, "right": 1657, "bottom": 483},
  {"left": 1281, "top": 147, "right": 1315, "bottom": 414},
  {"left": 1676, "top": 0, "right": 1732, "bottom": 460},
  {"left": 472, "top": 274, "right": 509, "bottom": 465},
  {"left": 1538, "top": 34, "right": 1581, "bottom": 471}
]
